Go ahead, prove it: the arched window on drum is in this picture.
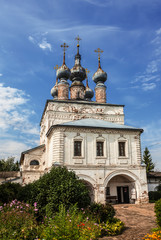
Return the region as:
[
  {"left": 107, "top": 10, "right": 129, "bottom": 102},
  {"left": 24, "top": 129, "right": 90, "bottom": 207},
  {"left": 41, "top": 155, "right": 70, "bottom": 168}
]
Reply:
[{"left": 30, "top": 160, "right": 39, "bottom": 166}]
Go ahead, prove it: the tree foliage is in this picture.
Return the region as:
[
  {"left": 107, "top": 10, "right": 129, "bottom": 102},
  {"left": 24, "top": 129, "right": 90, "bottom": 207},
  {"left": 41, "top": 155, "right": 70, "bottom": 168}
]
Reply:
[
  {"left": 0, "top": 157, "right": 20, "bottom": 171},
  {"left": 0, "top": 182, "right": 22, "bottom": 204},
  {"left": 22, "top": 166, "right": 91, "bottom": 216},
  {"left": 142, "top": 147, "right": 155, "bottom": 173}
]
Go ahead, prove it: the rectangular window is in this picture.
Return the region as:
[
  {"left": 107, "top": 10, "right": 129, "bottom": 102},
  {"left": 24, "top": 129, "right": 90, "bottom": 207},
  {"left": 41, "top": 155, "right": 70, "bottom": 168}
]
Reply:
[
  {"left": 119, "top": 142, "right": 125, "bottom": 156},
  {"left": 97, "top": 142, "right": 104, "bottom": 156},
  {"left": 74, "top": 141, "right": 82, "bottom": 156}
]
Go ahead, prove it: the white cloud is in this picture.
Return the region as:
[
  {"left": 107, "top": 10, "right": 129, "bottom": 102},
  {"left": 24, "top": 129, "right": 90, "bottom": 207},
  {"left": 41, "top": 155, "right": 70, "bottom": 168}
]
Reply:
[
  {"left": 0, "top": 73, "right": 3, "bottom": 77},
  {"left": 38, "top": 38, "right": 52, "bottom": 51},
  {"left": 141, "top": 119, "right": 161, "bottom": 170},
  {"left": 146, "top": 61, "right": 158, "bottom": 74},
  {"left": 0, "top": 83, "right": 40, "bottom": 159},
  {"left": 156, "top": 28, "right": 161, "bottom": 35},
  {"left": 132, "top": 29, "right": 161, "bottom": 91},
  {"left": 28, "top": 35, "right": 35, "bottom": 44},
  {"left": 142, "top": 82, "right": 156, "bottom": 91},
  {"left": 0, "top": 140, "right": 31, "bottom": 160},
  {"left": 28, "top": 34, "right": 52, "bottom": 51},
  {"left": 0, "top": 83, "right": 39, "bottom": 134}
]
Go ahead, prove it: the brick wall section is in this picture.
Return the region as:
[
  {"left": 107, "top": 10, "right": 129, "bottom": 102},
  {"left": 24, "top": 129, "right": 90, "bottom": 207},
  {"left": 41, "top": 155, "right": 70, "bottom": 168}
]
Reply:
[
  {"left": 95, "top": 87, "right": 106, "bottom": 103},
  {"left": 58, "top": 83, "right": 69, "bottom": 100},
  {"left": 70, "top": 85, "right": 85, "bottom": 100}
]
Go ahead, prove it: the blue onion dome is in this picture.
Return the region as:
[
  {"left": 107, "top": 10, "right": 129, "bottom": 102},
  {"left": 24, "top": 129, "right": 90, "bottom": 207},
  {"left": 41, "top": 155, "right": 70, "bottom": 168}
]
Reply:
[
  {"left": 51, "top": 78, "right": 58, "bottom": 98},
  {"left": 92, "top": 49, "right": 107, "bottom": 84},
  {"left": 56, "top": 43, "right": 71, "bottom": 80},
  {"left": 92, "top": 64, "right": 107, "bottom": 84},
  {"left": 85, "top": 79, "right": 94, "bottom": 100},
  {"left": 56, "top": 63, "right": 70, "bottom": 80},
  {"left": 70, "top": 44, "right": 86, "bottom": 82}
]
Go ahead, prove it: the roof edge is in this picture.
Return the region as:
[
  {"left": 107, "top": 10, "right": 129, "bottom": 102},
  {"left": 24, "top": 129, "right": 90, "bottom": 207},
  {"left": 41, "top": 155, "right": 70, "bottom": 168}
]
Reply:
[
  {"left": 46, "top": 124, "right": 143, "bottom": 137},
  {"left": 20, "top": 144, "right": 45, "bottom": 164}
]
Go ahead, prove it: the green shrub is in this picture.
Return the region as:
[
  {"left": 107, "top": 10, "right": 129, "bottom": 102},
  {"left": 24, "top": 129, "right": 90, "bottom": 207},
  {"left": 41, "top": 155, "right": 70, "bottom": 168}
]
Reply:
[
  {"left": 85, "top": 202, "right": 115, "bottom": 223},
  {"left": 149, "top": 191, "right": 161, "bottom": 202},
  {"left": 22, "top": 166, "right": 91, "bottom": 216},
  {"left": 155, "top": 199, "right": 161, "bottom": 227},
  {"left": 0, "top": 200, "right": 39, "bottom": 240},
  {"left": 0, "top": 182, "right": 22, "bottom": 204}
]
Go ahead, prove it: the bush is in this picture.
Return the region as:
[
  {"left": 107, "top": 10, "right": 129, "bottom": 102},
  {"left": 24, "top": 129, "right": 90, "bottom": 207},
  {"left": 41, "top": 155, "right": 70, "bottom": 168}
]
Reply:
[
  {"left": 0, "top": 182, "right": 22, "bottom": 204},
  {"left": 149, "top": 191, "right": 161, "bottom": 202},
  {"left": 155, "top": 199, "right": 161, "bottom": 227},
  {"left": 22, "top": 166, "right": 91, "bottom": 216},
  {"left": 85, "top": 202, "right": 115, "bottom": 223},
  {"left": 0, "top": 200, "right": 39, "bottom": 240}
]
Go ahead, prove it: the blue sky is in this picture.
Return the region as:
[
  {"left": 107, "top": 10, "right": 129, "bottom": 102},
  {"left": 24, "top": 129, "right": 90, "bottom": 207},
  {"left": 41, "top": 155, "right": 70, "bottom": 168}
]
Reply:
[{"left": 0, "top": 0, "right": 161, "bottom": 169}]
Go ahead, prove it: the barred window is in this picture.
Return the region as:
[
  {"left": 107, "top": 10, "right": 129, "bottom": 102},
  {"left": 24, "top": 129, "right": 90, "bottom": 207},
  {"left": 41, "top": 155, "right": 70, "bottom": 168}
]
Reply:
[
  {"left": 74, "top": 141, "right": 82, "bottom": 156},
  {"left": 97, "top": 141, "right": 104, "bottom": 156},
  {"left": 119, "top": 142, "right": 125, "bottom": 156}
]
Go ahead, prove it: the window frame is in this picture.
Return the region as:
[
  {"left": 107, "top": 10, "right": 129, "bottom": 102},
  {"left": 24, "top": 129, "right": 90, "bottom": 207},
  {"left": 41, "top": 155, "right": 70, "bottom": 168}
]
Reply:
[
  {"left": 96, "top": 141, "right": 104, "bottom": 157},
  {"left": 30, "top": 160, "right": 39, "bottom": 166},
  {"left": 74, "top": 140, "right": 82, "bottom": 157},
  {"left": 118, "top": 141, "right": 126, "bottom": 157}
]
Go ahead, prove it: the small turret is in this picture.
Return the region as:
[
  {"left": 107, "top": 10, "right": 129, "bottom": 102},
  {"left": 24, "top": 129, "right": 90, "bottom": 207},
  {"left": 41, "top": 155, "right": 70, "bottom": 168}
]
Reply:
[
  {"left": 57, "top": 43, "right": 71, "bottom": 100},
  {"left": 93, "top": 48, "right": 107, "bottom": 103},
  {"left": 70, "top": 36, "right": 86, "bottom": 100}
]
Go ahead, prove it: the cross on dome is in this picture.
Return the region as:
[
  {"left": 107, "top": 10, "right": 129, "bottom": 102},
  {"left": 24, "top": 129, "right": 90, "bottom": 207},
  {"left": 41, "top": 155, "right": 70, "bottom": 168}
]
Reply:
[
  {"left": 94, "top": 48, "right": 103, "bottom": 68},
  {"left": 60, "top": 42, "right": 69, "bottom": 64},
  {"left": 54, "top": 64, "right": 59, "bottom": 70},
  {"left": 85, "top": 68, "right": 90, "bottom": 77},
  {"left": 75, "top": 35, "right": 81, "bottom": 46}
]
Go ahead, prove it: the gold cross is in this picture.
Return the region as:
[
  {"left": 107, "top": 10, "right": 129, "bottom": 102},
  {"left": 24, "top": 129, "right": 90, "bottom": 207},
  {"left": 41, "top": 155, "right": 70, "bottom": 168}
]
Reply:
[
  {"left": 85, "top": 68, "right": 90, "bottom": 78},
  {"left": 94, "top": 48, "right": 103, "bottom": 60},
  {"left": 60, "top": 42, "right": 69, "bottom": 53},
  {"left": 75, "top": 35, "right": 81, "bottom": 46},
  {"left": 54, "top": 65, "right": 59, "bottom": 70}
]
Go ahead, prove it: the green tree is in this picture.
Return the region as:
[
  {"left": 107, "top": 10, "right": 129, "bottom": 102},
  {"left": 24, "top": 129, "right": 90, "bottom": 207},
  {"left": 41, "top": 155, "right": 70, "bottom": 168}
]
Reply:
[
  {"left": 0, "top": 182, "right": 22, "bottom": 204},
  {"left": 22, "top": 166, "right": 91, "bottom": 216},
  {"left": 0, "top": 157, "right": 20, "bottom": 171},
  {"left": 142, "top": 147, "right": 155, "bottom": 173}
]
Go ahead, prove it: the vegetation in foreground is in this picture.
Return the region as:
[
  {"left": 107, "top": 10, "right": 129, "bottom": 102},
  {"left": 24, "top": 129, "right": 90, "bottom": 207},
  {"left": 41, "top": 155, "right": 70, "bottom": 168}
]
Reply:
[
  {"left": 0, "top": 166, "right": 124, "bottom": 239},
  {"left": 0, "top": 200, "right": 124, "bottom": 240},
  {"left": 143, "top": 199, "right": 161, "bottom": 240}
]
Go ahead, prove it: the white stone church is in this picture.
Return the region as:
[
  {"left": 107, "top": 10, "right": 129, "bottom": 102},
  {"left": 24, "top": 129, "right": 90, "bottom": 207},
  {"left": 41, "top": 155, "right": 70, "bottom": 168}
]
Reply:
[{"left": 20, "top": 38, "right": 148, "bottom": 204}]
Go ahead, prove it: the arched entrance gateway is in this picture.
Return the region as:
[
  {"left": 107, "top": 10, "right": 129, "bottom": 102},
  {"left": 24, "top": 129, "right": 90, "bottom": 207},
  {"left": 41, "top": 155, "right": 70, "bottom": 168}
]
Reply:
[{"left": 104, "top": 171, "right": 141, "bottom": 204}]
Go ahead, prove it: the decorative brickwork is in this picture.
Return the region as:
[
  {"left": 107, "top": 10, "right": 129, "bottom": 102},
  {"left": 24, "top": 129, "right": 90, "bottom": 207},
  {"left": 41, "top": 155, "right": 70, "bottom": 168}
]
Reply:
[
  {"left": 95, "top": 86, "right": 106, "bottom": 103},
  {"left": 70, "top": 85, "right": 85, "bottom": 100},
  {"left": 58, "top": 83, "right": 69, "bottom": 100}
]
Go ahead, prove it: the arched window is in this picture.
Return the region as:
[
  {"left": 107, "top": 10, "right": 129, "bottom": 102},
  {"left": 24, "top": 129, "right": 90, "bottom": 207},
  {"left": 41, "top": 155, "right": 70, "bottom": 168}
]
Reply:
[{"left": 30, "top": 160, "right": 39, "bottom": 166}]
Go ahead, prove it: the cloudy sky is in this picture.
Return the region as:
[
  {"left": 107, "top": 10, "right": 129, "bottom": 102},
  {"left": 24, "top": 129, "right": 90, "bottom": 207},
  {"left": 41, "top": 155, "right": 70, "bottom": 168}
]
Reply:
[{"left": 0, "top": 0, "right": 161, "bottom": 169}]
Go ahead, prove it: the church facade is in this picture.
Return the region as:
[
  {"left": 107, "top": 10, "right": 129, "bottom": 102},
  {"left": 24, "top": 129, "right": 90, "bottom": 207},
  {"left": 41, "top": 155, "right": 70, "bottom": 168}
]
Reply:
[{"left": 20, "top": 38, "right": 149, "bottom": 204}]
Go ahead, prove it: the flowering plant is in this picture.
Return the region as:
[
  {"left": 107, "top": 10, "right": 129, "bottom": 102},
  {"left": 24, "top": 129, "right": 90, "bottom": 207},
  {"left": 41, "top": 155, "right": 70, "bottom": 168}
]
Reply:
[
  {"left": 0, "top": 200, "right": 39, "bottom": 240},
  {"left": 143, "top": 230, "right": 161, "bottom": 239}
]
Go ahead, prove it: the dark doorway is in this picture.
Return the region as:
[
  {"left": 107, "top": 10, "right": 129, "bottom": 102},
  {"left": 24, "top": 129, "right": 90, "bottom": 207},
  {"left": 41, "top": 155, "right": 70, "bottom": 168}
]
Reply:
[{"left": 117, "top": 186, "right": 129, "bottom": 203}]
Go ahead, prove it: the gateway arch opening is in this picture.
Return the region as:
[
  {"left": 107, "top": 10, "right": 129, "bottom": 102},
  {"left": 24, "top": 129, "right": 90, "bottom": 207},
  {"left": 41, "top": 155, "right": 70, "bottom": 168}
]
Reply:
[{"left": 106, "top": 174, "right": 136, "bottom": 204}]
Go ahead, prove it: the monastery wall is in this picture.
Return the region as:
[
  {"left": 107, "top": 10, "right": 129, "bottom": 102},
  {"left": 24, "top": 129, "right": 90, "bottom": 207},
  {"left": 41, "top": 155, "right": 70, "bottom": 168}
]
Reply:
[{"left": 48, "top": 127, "right": 142, "bottom": 167}]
